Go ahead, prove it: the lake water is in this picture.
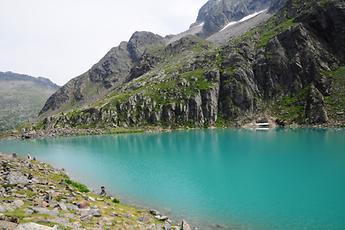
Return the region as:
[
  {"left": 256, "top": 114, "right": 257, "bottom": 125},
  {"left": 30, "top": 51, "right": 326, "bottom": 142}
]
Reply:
[{"left": 1, "top": 128, "right": 345, "bottom": 229}]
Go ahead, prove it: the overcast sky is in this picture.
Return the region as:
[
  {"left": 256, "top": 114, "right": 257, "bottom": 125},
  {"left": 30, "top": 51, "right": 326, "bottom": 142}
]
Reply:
[{"left": 0, "top": 0, "right": 207, "bottom": 85}]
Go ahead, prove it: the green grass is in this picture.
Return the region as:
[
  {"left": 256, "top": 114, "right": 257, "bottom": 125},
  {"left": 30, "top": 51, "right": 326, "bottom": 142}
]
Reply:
[
  {"left": 272, "top": 86, "right": 310, "bottom": 123},
  {"left": 318, "top": 0, "right": 332, "bottom": 7},
  {"left": 64, "top": 178, "right": 90, "bottom": 193},
  {"left": 322, "top": 66, "right": 345, "bottom": 78},
  {"left": 108, "top": 127, "right": 144, "bottom": 134},
  {"left": 323, "top": 66, "right": 345, "bottom": 120},
  {"left": 67, "top": 109, "right": 82, "bottom": 120},
  {"left": 257, "top": 19, "right": 297, "bottom": 48},
  {"left": 181, "top": 69, "right": 214, "bottom": 91},
  {"left": 191, "top": 40, "right": 212, "bottom": 53},
  {"left": 222, "top": 67, "right": 237, "bottom": 75},
  {"left": 144, "top": 69, "right": 214, "bottom": 105},
  {"left": 215, "top": 115, "right": 226, "bottom": 128},
  {"left": 4, "top": 209, "right": 26, "bottom": 220},
  {"left": 274, "top": 97, "right": 305, "bottom": 121},
  {"left": 112, "top": 198, "right": 120, "bottom": 204}
]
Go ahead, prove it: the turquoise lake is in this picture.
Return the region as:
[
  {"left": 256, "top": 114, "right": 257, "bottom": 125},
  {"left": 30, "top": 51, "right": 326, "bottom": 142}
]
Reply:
[{"left": 1, "top": 128, "right": 345, "bottom": 229}]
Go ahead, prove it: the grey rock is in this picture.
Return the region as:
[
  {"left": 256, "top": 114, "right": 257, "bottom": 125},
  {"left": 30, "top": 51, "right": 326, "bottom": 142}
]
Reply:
[
  {"left": 155, "top": 215, "right": 169, "bottom": 221},
  {"left": 31, "top": 207, "right": 59, "bottom": 216},
  {"left": 305, "top": 85, "right": 328, "bottom": 124},
  {"left": 138, "top": 216, "right": 147, "bottom": 222},
  {"left": 47, "top": 218, "right": 69, "bottom": 226},
  {"left": 164, "top": 223, "right": 172, "bottom": 230},
  {"left": 87, "top": 196, "right": 96, "bottom": 202},
  {"left": 57, "top": 202, "right": 67, "bottom": 211},
  {"left": 0, "top": 220, "right": 17, "bottom": 230},
  {"left": 7, "top": 172, "right": 30, "bottom": 185},
  {"left": 0, "top": 204, "right": 15, "bottom": 213},
  {"left": 66, "top": 204, "right": 78, "bottom": 211},
  {"left": 79, "top": 207, "right": 101, "bottom": 219},
  {"left": 181, "top": 220, "right": 192, "bottom": 230},
  {"left": 25, "top": 209, "right": 34, "bottom": 215},
  {"left": 149, "top": 209, "right": 160, "bottom": 216},
  {"left": 13, "top": 199, "right": 24, "bottom": 208},
  {"left": 89, "top": 207, "right": 101, "bottom": 217},
  {"left": 15, "top": 223, "right": 56, "bottom": 230}
]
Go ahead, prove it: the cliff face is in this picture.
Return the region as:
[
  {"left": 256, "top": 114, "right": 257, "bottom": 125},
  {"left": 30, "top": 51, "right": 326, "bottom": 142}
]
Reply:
[{"left": 37, "top": 0, "right": 345, "bottom": 131}]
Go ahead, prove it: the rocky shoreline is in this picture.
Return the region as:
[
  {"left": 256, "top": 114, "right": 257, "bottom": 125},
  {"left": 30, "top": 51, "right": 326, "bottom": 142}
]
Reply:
[
  {"left": 0, "top": 122, "right": 343, "bottom": 141},
  {"left": 0, "top": 153, "right": 191, "bottom": 230},
  {"left": 0, "top": 125, "right": 206, "bottom": 141}
]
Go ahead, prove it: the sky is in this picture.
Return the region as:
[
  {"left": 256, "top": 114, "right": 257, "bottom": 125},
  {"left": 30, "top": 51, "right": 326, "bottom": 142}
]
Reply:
[{"left": 0, "top": 0, "right": 207, "bottom": 85}]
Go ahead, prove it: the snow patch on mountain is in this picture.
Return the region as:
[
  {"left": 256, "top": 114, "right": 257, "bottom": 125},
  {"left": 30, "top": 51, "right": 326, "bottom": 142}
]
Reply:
[{"left": 220, "top": 9, "right": 268, "bottom": 32}]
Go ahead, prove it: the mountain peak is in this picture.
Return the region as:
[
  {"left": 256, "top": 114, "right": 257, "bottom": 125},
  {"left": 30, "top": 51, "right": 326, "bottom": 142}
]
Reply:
[
  {"left": 193, "top": 0, "right": 286, "bottom": 37},
  {"left": 127, "top": 31, "right": 165, "bottom": 63}
]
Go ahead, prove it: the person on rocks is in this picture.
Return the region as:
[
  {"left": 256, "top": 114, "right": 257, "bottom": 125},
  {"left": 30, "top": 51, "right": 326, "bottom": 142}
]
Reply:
[
  {"left": 27, "top": 154, "right": 32, "bottom": 160},
  {"left": 100, "top": 186, "right": 106, "bottom": 196},
  {"left": 27, "top": 174, "right": 33, "bottom": 180}
]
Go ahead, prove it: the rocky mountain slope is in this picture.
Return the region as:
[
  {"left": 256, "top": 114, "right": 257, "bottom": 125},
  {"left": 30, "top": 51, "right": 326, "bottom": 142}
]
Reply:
[
  {"left": 39, "top": 0, "right": 284, "bottom": 119},
  {"left": 35, "top": 0, "right": 345, "bottom": 133},
  {"left": 39, "top": 32, "right": 165, "bottom": 117},
  {"left": 0, "top": 72, "right": 59, "bottom": 131}
]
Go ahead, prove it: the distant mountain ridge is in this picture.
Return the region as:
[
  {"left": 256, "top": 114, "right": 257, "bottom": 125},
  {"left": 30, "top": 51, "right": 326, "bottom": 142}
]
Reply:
[
  {"left": 0, "top": 72, "right": 59, "bottom": 131},
  {"left": 0, "top": 71, "right": 59, "bottom": 89}
]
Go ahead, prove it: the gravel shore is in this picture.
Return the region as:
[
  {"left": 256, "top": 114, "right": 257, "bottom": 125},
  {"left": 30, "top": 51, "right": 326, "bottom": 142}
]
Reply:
[{"left": 0, "top": 153, "right": 190, "bottom": 230}]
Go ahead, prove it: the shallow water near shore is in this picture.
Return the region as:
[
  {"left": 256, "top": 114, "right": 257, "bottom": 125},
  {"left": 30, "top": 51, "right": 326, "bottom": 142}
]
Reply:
[{"left": 1, "top": 128, "right": 345, "bottom": 229}]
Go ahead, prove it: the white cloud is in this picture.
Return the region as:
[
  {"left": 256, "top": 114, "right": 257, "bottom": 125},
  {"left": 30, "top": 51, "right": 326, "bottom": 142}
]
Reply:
[{"left": 0, "top": 0, "right": 207, "bottom": 85}]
